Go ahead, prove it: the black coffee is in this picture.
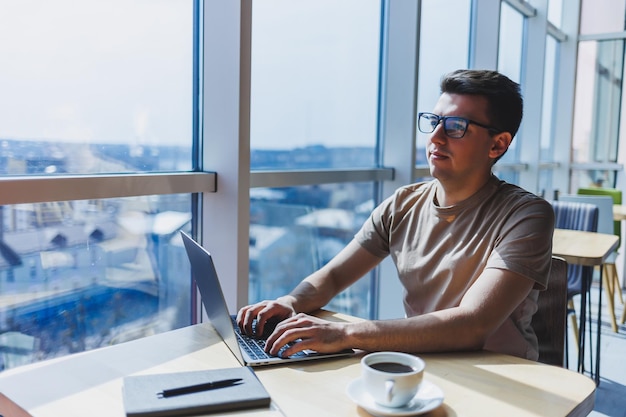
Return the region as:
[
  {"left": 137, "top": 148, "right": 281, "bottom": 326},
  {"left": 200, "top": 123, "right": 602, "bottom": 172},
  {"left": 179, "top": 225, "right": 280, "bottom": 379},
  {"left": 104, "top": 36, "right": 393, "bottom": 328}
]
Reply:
[{"left": 369, "top": 361, "right": 416, "bottom": 373}]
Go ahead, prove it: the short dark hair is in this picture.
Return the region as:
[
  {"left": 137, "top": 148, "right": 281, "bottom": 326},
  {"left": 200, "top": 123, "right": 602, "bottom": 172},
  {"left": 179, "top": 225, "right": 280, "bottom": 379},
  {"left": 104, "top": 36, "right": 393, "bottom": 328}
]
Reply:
[{"left": 440, "top": 69, "right": 523, "bottom": 139}]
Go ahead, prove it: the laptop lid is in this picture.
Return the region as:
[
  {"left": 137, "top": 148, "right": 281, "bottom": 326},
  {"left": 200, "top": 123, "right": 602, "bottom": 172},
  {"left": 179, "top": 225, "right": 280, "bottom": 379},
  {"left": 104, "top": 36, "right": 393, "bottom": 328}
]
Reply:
[
  {"left": 180, "top": 231, "right": 247, "bottom": 366},
  {"left": 180, "top": 231, "right": 354, "bottom": 366}
]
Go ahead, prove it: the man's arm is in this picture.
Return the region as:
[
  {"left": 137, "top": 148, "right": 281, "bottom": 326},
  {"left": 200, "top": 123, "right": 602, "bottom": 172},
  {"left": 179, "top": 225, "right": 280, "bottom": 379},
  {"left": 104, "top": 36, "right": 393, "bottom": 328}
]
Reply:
[
  {"left": 264, "top": 267, "right": 535, "bottom": 356},
  {"left": 237, "top": 239, "right": 382, "bottom": 337},
  {"left": 287, "top": 239, "right": 383, "bottom": 312}
]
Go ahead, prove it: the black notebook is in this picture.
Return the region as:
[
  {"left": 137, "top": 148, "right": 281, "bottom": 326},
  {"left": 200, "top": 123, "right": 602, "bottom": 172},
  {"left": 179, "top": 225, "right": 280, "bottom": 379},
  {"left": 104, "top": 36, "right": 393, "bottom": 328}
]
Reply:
[{"left": 122, "top": 367, "right": 271, "bottom": 417}]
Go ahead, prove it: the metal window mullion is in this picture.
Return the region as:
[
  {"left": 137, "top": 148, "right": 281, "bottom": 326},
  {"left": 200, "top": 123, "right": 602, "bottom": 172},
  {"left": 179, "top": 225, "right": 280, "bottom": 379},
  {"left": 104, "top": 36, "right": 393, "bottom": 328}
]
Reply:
[
  {"left": 250, "top": 168, "right": 394, "bottom": 188},
  {"left": 547, "top": 21, "right": 567, "bottom": 42},
  {"left": 378, "top": 0, "right": 419, "bottom": 320},
  {"left": 579, "top": 32, "right": 626, "bottom": 42},
  {"left": 570, "top": 162, "right": 624, "bottom": 171},
  {"left": 0, "top": 172, "right": 216, "bottom": 205},
  {"left": 503, "top": 0, "right": 536, "bottom": 17}
]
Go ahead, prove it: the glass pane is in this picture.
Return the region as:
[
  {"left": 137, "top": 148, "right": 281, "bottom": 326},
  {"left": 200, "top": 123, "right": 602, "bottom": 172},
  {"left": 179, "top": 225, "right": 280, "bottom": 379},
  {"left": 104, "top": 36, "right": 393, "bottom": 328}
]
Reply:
[
  {"left": 573, "top": 41, "right": 596, "bottom": 165},
  {"left": 496, "top": 2, "right": 524, "bottom": 175},
  {"left": 547, "top": 0, "right": 563, "bottom": 28},
  {"left": 572, "top": 39, "right": 624, "bottom": 191},
  {"left": 0, "top": 195, "right": 192, "bottom": 370},
  {"left": 580, "top": 0, "right": 626, "bottom": 35},
  {"left": 416, "top": 0, "right": 471, "bottom": 167},
  {"left": 572, "top": 40, "right": 624, "bottom": 168},
  {"left": 536, "top": 35, "right": 560, "bottom": 197},
  {"left": 540, "top": 36, "right": 558, "bottom": 161},
  {"left": 0, "top": 1, "right": 194, "bottom": 174},
  {"left": 250, "top": 0, "right": 381, "bottom": 168},
  {"left": 538, "top": 169, "right": 555, "bottom": 199},
  {"left": 497, "top": 2, "right": 524, "bottom": 97},
  {"left": 250, "top": 183, "right": 375, "bottom": 318}
]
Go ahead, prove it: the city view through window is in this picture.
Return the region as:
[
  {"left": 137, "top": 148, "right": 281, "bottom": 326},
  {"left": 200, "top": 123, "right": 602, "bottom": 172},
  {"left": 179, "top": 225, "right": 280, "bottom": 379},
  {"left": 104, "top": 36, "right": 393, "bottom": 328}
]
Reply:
[
  {"left": 0, "top": 0, "right": 198, "bottom": 369},
  {"left": 0, "top": 0, "right": 598, "bottom": 373},
  {"left": 247, "top": 0, "right": 383, "bottom": 318},
  {"left": 0, "top": 142, "right": 380, "bottom": 369},
  {"left": 0, "top": 140, "right": 195, "bottom": 369},
  {"left": 0, "top": 0, "right": 385, "bottom": 370}
]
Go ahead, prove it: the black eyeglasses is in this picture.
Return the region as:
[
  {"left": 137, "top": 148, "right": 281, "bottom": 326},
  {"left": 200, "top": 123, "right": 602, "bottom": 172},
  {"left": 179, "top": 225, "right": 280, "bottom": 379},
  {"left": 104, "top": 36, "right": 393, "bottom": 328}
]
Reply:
[{"left": 418, "top": 112, "right": 502, "bottom": 139}]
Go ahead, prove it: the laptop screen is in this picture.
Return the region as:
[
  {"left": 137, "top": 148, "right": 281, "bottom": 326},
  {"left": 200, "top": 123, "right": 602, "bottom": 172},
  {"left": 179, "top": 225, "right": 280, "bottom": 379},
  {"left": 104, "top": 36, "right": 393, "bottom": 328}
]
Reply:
[{"left": 180, "top": 232, "right": 246, "bottom": 366}]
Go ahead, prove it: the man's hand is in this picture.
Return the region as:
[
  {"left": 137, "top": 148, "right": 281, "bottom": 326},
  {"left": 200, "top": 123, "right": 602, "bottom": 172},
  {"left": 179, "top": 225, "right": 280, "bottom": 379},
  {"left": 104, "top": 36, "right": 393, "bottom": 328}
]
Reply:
[
  {"left": 236, "top": 298, "right": 296, "bottom": 338},
  {"left": 263, "top": 313, "right": 350, "bottom": 357}
]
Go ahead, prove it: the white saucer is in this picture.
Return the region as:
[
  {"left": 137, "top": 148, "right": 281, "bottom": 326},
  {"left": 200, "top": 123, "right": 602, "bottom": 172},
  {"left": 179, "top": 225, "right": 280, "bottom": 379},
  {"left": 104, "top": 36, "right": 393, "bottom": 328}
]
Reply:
[{"left": 346, "top": 378, "right": 444, "bottom": 417}]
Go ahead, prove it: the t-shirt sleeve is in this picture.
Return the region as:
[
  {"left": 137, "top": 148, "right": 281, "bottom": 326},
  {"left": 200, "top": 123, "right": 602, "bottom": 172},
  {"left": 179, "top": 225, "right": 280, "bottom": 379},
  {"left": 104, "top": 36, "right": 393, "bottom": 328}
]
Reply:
[
  {"left": 486, "top": 198, "right": 555, "bottom": 290},
  {"left": 354, "top": 193, "right": 395, "bottom": 258}
]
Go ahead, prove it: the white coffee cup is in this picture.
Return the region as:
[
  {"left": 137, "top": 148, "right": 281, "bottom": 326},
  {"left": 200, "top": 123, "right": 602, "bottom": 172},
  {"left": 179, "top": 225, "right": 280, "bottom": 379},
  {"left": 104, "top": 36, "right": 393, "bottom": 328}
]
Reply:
[{"left": 361, "top": 351, "right": 425, "bottom": 408}]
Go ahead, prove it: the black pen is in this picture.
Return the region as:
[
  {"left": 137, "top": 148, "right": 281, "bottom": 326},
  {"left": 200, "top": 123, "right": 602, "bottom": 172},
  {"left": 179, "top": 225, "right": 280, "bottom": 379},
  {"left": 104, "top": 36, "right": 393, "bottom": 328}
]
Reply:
[{"left": 157, "top": 378, "right": 243, "bottom": 398}]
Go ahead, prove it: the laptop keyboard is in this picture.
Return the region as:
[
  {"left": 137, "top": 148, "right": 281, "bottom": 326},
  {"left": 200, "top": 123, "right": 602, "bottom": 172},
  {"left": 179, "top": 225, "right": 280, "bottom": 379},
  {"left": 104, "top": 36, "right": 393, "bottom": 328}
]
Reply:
[
  {"left": 236, "top": 330, "right": 272, "bottom": 360},
  {"left": 232, "top": 317, "right": 307, "bottom": 360}
]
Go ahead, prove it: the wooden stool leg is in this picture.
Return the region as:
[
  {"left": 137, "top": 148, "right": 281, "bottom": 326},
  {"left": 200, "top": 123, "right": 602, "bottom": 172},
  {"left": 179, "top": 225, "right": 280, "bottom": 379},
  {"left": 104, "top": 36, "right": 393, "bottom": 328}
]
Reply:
[
  {"left": 603, "top": 264, "right": 618, "bottom": 332},
  {"left": 568, "top": 299, "right": 580, "bottom": 347},
  {"left": 614, "top": 272, "right": 624, "bottom": 305}
]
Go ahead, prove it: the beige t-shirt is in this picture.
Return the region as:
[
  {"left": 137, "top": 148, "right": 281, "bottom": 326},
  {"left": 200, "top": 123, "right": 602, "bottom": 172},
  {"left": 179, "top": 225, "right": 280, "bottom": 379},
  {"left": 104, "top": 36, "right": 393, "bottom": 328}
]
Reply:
[{"left": 355, "top": 175, "right": 555, "bottom": 360}]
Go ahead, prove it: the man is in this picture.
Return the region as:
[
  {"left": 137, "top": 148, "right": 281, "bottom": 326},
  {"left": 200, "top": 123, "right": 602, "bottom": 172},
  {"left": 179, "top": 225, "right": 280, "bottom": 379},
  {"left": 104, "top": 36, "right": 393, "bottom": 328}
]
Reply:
[{"left": 237, "top": 69, "right": 555, "bottom": 361}]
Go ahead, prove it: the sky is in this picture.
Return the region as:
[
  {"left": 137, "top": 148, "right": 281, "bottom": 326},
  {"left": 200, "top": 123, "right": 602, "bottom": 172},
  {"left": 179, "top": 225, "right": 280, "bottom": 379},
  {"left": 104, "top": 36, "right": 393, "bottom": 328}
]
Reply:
[
  {"left": 249, "top": 0, "right": 380, "bottom": 150},
  {"left": 0, "top": 0, "right": 380, "bottom": 150},
  {"left": 1, "top": 0, "right": 545, "bottom": 151},
  {"left": 0, "top": 0, "right": 192, "bottom": 146}
]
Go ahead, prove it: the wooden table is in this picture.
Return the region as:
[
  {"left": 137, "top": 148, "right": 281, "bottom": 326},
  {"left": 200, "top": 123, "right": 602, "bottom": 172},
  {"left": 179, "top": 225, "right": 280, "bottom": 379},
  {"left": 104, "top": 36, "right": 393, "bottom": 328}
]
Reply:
[
  {"left": 612, "top": 204, "right": 626, "bottom": 221},
  {"left": 552, "top": 228, "right": 619, "bottom": 385},
  {"left": 0, "top": 313, "right": 596, "bottom": 417},
  {"left": 553, "top": 228, "right": 619, "bottom": 266}
]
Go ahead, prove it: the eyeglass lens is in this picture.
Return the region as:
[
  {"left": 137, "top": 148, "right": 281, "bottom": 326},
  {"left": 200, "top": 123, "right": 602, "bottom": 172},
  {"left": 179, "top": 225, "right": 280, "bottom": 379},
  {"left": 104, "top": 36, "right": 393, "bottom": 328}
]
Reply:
[{"left": 419, "top": 113, "right": 467, "bottom": 138}]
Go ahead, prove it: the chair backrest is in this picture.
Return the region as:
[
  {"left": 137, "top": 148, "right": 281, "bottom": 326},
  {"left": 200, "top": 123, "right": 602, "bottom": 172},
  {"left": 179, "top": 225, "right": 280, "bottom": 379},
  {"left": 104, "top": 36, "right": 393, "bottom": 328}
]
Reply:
[
  {"left": 559, "top": 194, "right": 616, "bottom": 263},
  {"left": 578, "top": 187, "right": 622, "bottom": 246},
  {"left": 559, "top": 194, "right": 613, "bottom": 235},
  {"left": 550, "top": 200, "right": 598, "bottom": 297},
  {"left": 531, "top": 256, "right": 568, "bottom": 366},
  {"left": 551, "top": 200, "right": 598, "bottom": 232}
]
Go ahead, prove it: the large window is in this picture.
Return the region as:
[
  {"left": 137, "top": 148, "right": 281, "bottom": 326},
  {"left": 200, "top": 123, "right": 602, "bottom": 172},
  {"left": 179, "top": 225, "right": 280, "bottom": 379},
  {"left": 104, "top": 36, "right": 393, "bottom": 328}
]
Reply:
[
  {"left": 0, "top": 196, "right": 192, "bottom": 367},
  {"left": 570, "top": 0, "right": 626, "bottom": 191},
  {"left": 416, "top": 0, "right": 471, "bottom": 174},
  {"left": 572, "top": 39, "right": 624, "bottom": 189},
  {"left": 248, "top": 0, "right": 382, "bottom": 318},
  {"left": 0, "top": 0, "right": 593, "bottom": 371},
  {"left": 495, "top": 1, "right": 525, "bottom": 184},
  {"left": 537, "top": 34, "right": 559, "bottom": 194},
  {"left": 540, "top": 36, "right": 558, "bottom": 162},
  {"left": 0, "top": 0, "right": 198, "bottom": 370}
]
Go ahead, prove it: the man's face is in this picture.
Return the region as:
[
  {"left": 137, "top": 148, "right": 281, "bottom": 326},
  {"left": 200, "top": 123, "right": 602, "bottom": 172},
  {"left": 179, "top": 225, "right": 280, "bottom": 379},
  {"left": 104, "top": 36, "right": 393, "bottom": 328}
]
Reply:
[{"left": 425, "top": 93, "right": 508, "bottom": 184}]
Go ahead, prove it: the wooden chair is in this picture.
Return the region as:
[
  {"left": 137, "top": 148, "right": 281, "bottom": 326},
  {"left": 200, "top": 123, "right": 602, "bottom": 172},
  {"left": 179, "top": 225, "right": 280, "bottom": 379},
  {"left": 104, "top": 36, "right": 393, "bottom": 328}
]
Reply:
[{"left": 532, "top": 256, "right": 568, "bottom": 366}]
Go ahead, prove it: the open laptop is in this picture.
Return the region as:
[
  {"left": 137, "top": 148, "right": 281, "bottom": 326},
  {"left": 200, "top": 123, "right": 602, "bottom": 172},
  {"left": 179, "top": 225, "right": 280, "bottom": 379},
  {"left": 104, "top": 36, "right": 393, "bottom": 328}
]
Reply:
[{"left": 180, "top": 231, "right": 355, "bottom": 367}]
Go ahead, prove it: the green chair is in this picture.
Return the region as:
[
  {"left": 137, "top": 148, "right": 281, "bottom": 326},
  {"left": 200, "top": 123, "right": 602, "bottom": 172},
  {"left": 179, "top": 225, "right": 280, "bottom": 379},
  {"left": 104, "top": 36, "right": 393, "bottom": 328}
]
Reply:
[
  {"left": 578, "top": 187, "right": 622, "bottom": 241},
  {"left": 578, "top": 187, "right": 624, "bottom": 332}
]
